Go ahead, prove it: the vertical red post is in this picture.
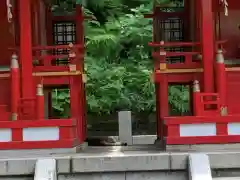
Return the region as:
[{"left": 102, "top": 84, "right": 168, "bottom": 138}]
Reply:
[
  {"left": 200, "top": 0, "right": 215, "bottom": 93},
  {"left": 75, "top": 5, "right": 86, "bottom": 142},
  {"left": 75, "top": 4, "right": 84, "bottom": 71},
  {"left": 68, "top": 44, "right": 83, "bottom": 143},
  {"left": 215, "top": 49, "right": 228, "bottom": 115},
  {"left": 195, "top": 0, "right": 201, "bottom": 43},
  {"left": 158, "top": 41, "right": 168, "bottom": 139},
  {"left": 19, "top": 0, "right": 34, "bottom": 98},
  {"left": 11, "top": 54, "right": 20, "bottom": 121},
  {"left": 193, "top": 80, "right": 201, "bottom": 116},
  {"left": 36, "top": 84, "right": 44, "bottom": 120}
]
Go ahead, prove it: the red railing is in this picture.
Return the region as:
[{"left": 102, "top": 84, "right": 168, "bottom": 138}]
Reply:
[
  {"left": 149, "top": 40, "right": 227, "bottom": 70},
  {"left": 194, "top": 92, "right": 220, "bottom": 116},
  {"left": 8, "top": 44, "right": 84, "bottom": 72},
  {"left": 18, "top": 98, "right": 36, "bottom": 120}
]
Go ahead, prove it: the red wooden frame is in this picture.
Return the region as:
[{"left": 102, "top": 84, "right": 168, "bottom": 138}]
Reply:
[
  {"left": 0, "top": 119, "right": 77, "bottom": 149},
  {"left": 0, "top": 0, "right": 87, "bottom": 150},
  {"left": 148, "top": 0, "right": 240, "bottom": 147},
  {"left": 164, "top": 115, "right": 240, "bottom": 145}
]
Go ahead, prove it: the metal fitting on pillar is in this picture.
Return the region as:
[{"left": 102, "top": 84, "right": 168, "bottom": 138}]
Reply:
[
  {"left": 36, "top": 84, "right": 43, "bottom": 96},
  {"left": 196, "top": 54, "right": 202, "bottom": 61},
  {"left": 193, "top": 80, "right": 201, "bottom": 116},
  {"left": 193, "top": 80, "right": 200, "bottom": 92},
  {"left": 216, "top": 49, "right": 224, "bottom": 63},
  {"left": 11, "top": 54, "right": 19, "bottom": 121},
  {"left": 220, "top": 106, "right": 228, "bottom": 116},
  {"left": 11, "top": 54, "right": 19, "bottom": 68},
  {"left": 36, "top": 84, "right": 44, "bottom": 120},
  {"left": 11, "top": 113, "right": 17, "bottom": 121},
  {"left": 159, "top": 40, "right": 167, "bottom": 70}
]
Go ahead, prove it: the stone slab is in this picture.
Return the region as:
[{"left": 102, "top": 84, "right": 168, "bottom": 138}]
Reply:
[
  {"left": 34, "top": 159, "right": 57, "bottom": 180},
  {"left": 132, "top": 135, "right": 156, "bottom": 145},
  {"left": 58, "top": 171, "right": 187, "bottom": 180},
  {"left": 59, "top": 173, "right": 125, "bottom": 180},
  {"left": 188, "top": 153, "right": 212, "bottom": 180},
  {"left": 1, "top": 146, "right": 240, "bottom": 175},
  {"left": 118, "top": 111, "right": 133, "bottom": 145},
  {"left": 72, "top": 153, "right": 170, "bottom": 172}
]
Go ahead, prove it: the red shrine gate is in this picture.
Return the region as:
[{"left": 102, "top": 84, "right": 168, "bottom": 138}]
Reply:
[
  {"left": 2, "top": 0, "right": 240, "bottom": 151},
  {"left": 147, "top": 0, "right": 240, "bottom": 147},
  {"left": 0, "top": 0, "right": 87, "bottom": 149}
]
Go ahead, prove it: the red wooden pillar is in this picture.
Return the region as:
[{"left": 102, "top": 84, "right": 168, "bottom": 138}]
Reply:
[
  {"left": 10, "top": 54, "right": 20, "bottom": 120},
  {"left": 158, "top": 42, "right": 168, "bottom": 139},
  {"left": 200, "top": 0, "right": 215, "bottom": 93},
  {"left": 216, "top": 50, "right": 227, "bottom": 115},
  {"left": 195, "top": 0, "right": 201, "bottom": 42},
  {"left": 75, "top": 5, "right": 84, "bottom": 71},
  {"left": 19, "top": 0, "right": 34, "bottom": 98},
  {"left": 75, "top": 5, "right": 86, "bottom": 141}
]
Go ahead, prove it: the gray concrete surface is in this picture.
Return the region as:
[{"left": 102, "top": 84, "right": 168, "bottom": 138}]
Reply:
[
  {"left": 118, "top": 111, "right": 133, "bottom": 145},
  {"left": 0, "top": 146, "right": 240, "bottom": 180},
  {"left": 34, "top": 159, "right": 56, "bottom": 180},
  {"left": 188, "top": 153, "right": 212, "bottom": 180},
  {"left": 1, "top": 146, "right": 240, "bottom": 174}
]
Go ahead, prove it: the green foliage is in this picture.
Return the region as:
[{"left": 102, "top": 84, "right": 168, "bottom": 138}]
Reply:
[{"left": 51, "top": 0, "right": 189, "bottom": 116}]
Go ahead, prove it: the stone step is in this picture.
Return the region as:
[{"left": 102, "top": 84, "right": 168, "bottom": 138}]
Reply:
[{"left": 213, "top": 177, "right": 240, "bottom": 180}]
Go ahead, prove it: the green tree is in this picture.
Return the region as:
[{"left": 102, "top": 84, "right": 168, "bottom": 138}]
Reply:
[{"left": 51, "top": 0, "right": 189, "bottom": 117}]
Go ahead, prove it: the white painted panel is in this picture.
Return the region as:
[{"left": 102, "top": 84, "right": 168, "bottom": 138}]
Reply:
[
  {"left": 188, "top": 153, "right": 212, "bottom": 180},
  {"left": 180, "top": 123, "right": 216, "bottom": 137},
  {"left": 23, "top": 127, "right": 59, "bottom": 141},
  {"left": 35, "top": 159, "right": 57, "bottom": 180},
  {"left": 0, "top": 128, "right": 12, "bottom": 142},
  {"left": 228, "top": 123, "right": 240, "bottom": 135}
]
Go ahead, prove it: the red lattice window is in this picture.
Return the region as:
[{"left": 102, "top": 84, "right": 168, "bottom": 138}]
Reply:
[
  {"left": 154, "top": 6, "right": 187, "bottom": 64},
  {"left": 52, "top": 21, "right": 76, "bottom": 65}
]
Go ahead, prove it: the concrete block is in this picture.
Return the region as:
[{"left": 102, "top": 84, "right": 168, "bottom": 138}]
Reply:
[
  {"left": 72, "top": 153, "right": 170, "bottom": 172},
  {"left": 56, "top": 156, "right": 71, "bottom": 173},
  {"left": 170, "top": 153, "right": 188, "bottom": 170},
  {"left": 0, "top": 177, "right": 33, "bottom": 180},
  {"left": 213, "top": 169, "right": 240, "bottom": 178},
  {"left": 34, "top": 159, "right": 57, "bottom": 180},
  {"left": 0, "top": 160, "right": 8, "bottom": 175},
  {"left": 188, "top": 153, "right": 212, "bottom": 180},
  {"left": 126, "top": 171, "right": 187, "bottom": 180},
  {"left": 132, "top": 135, "right": 156, "bottom": 145},
  {"left": 59, "top": 173, "right": 125, "bottom": 180},
  {"left": 3, "top": 158, "right": 36, "bottom": 175},
  {"left": 208, "top": 152, "right": 240, "bottom": 169},
  {"left": 118, "top": 111, "right": 133, "bottom": 145}
]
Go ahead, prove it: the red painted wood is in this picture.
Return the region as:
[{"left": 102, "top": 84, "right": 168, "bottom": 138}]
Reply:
[
  {"left": 200, "top": 0, "right": 215, "bottom": 93},
  {"left": 166, "top": 136, "right": 240, "bottom": 145},
  {"left": 164, "top": 115, "right": 240, "bottom": 145},
  {"left": 36, "top": 88, "right": 44, "bottom": 120},
  {"left": 219, "top": 10, "right": 240, "bottom": 58},
  {"left": 0, "top": 0, "right": 14, "bottom": 66},
  {"left": 165, "top": 115, "right": 240, "bottom": 124},
  {"left": 0, "top": 119, "right": 75, "bottom": 128},
  {"left": 158, "top": 74, "right": 168, "bottom": 138},
  {"left": 0, "top": 140, "right": 76, "bottom": 150},
  {"left": 10, "top": 61, "right": 20, "bottom": 120},
  {"left": 226, "top": 72, "right": 240, "bottom": 114},
  {"left": 215, "top": 61, "right": 227, "bottom": 107},
  {"left": 19, "top": 0, "right": 34, "bottom": 98}
]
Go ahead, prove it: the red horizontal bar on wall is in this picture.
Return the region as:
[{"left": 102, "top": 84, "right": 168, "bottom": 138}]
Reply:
[
  {"left": 0, "top": 119, "right": 75, "bottom": 128},
  {"left": 164, "top": 115, "right": 240, "bottom": 125}
]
